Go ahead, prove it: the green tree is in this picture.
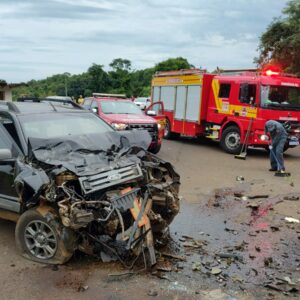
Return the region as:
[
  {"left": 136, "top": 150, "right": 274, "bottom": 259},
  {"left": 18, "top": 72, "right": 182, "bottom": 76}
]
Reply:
[
  {"left": 108, "top": 58, "right": 132, "bottom": 96},
  {"left": 109, "top": 58, "right": 131, "bottom": 71},
  {"left": 130, "top": 67, "right": 154, "bottom": 97},
  {"left": 87, "top": 64, "right": 110, "bottom": 94},
  {"left": 256, "top": 0, "right": 300, "bottom": 74},
  {"left": 154, "top": 57, "right": 193, "bottom": 72}
]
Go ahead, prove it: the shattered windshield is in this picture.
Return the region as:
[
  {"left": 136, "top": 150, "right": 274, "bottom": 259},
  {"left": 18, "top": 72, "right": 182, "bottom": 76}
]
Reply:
[
  {"left": 260, "top": 85, "right": 300, "bottom": 110},
  {"left": 19, "top": 113, "right": 113, "bottom": 140},
  {"left": 101, "top": 101, "right": 143, "bottom": 115}
]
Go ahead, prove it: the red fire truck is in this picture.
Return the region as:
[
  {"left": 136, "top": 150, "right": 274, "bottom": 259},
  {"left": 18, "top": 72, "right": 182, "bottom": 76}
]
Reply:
[{"left": 149, "top": 68, "right": 300, "bottom": 154}]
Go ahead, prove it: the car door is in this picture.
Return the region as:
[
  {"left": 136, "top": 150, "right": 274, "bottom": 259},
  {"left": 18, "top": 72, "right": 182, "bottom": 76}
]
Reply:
[
  {"left": 90, "top": 100, "right": 100, "bottom": 115},
  {"left": 0, "top": 123, "right": 21, "bottom": 213},
  {"left": 145, "top": 101, "right": 166, "bottom": 126}
]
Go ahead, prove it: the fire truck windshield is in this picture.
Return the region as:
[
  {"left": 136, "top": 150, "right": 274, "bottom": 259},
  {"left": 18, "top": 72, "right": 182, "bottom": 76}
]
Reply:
[{"left": 261, "top": 85, "right": 300, "bottom": 110}]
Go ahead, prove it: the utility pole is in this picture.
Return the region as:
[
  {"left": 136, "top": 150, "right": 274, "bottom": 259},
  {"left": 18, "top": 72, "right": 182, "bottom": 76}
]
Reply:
[{"left": 64, "top": 72, "right": 70, "bottom": 96}]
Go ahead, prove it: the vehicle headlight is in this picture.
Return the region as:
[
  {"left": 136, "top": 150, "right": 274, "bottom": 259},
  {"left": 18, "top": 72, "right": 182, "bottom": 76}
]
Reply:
[
  {"left": 157, "top": 122, "right": 165, "bottom": 130},
  {"left": 111, "top": 123, "right": 128, "bottom": 130},
  {"left": 260, "top": 134, "right": 269, "bottom": 141}
]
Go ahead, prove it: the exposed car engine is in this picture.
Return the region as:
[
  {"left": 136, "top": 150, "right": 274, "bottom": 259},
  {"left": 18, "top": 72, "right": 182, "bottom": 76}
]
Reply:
[{"left": 14, "top": 131, "right": 180, "bottom": 266}]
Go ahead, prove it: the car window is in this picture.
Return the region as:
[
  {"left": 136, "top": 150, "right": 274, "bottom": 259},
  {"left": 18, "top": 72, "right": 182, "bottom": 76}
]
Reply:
[
  {"left": 91, "top": 101, "right": 99, "bottom": 110},
  {"left": 218, "top": 84, "right": 231, "bottom": 98},
  {"left": 100, "top": 101, "right": 143, "bottom": 115},
  {"left": 149, "top": 103, "right": 163, "bottom": 116},
  {"left": 0, "top": 126, "right": 9, "bottom": 149},
  {"left": 239, "top": 84, "right": 256, "bottom": 104},
  {"left": 0, "top": 123, "right": 21, "bottom": 157},
  {"left": 82, "top": 98, "right": 92, "bottom": 109},
  {"left": 0, "top": 115, "right": 22, "bottom": 150},
  {"left": 19, "top": 113, "right": 112, "bottom": 140}
]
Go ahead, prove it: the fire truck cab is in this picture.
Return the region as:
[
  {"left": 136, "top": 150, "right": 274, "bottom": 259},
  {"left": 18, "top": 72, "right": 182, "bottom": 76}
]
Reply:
[{"left": 151, "top": 69, "right": 300, "bottom": 154}]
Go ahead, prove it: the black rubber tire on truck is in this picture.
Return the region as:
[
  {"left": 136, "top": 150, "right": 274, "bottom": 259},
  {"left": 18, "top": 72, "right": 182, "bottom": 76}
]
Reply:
[
  {"left": 220, "top": 126, "right": 242, "bottom": 154},
  {"left": 164, "top": 118, "right": 180, "bottom": 140},
  {"left": 15, "top": 207, "right": 75, "bottom": 265}
]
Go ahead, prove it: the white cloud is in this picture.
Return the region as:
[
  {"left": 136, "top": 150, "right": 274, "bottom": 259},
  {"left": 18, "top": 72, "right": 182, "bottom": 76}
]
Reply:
[{"left": 0, "top": 0, "right": 288, "bottom": 82}]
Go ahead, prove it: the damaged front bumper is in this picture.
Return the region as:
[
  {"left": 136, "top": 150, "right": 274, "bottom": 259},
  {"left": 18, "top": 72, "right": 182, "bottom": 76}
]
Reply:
[{"left": 15, "top": 135, "right": 180, "bottom": 266}]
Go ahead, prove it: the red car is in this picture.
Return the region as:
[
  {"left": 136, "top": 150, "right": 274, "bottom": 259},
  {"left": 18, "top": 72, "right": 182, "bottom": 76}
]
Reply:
[{"left": 83, "top": 94, "right": 164, "bottom": 153}]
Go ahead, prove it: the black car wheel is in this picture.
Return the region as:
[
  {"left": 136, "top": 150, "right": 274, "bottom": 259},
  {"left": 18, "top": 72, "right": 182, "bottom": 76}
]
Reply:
[
  {"left": 220, "top": 126, "right": 242, "bottom": 154},
  {"left": 15, "top": 207, "right": 75, "bottom": 264}
]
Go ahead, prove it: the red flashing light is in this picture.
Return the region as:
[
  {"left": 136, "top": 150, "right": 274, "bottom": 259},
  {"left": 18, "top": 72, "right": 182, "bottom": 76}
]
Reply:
[
  {"left": 262, "top": 64, "right": 282, "bottom": 76},
  {"left": 265, "top": 69, "right": 280, "bottom": 76}
]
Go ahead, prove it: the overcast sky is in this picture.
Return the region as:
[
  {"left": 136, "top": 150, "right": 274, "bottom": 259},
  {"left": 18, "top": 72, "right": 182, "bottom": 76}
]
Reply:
[{"left": 0, "top": 0, "right": 288, "bottom": 82}]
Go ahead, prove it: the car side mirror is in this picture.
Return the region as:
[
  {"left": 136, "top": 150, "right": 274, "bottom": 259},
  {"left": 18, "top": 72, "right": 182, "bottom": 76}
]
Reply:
[
  {"left": 146, "top": 110, "right": 157, "bottom": 116},
  {"left": 0, "top": 149, "right": 12, "bottom": 160},
  {"left": 92, "top": 108, "right": 98, "bottom": 113}
]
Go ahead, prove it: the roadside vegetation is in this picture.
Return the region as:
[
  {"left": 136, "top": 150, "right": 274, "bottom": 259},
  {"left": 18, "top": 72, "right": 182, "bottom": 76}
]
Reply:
[{"left": 12, "top": 57, "right": 192, "bottom": 100}]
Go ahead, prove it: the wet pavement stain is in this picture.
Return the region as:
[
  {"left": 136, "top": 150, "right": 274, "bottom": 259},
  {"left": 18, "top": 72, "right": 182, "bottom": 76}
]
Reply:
[{"left": 164, "top": 184, "right": 300, "bottom": 298}]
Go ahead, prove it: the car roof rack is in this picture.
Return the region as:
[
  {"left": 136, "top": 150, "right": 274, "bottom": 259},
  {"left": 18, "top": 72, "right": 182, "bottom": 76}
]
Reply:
[
  {"left": 0, "top": 101, "right": 21, "bottom": 113},
  {"left": 92, "top": 93, "right": 127, "bottom": 98},
  {"left": 17, "top": 97, "right": 83, "bottom": 110},
  {"left": 42, "top": 98, "right": 83, "bottom": 109}
]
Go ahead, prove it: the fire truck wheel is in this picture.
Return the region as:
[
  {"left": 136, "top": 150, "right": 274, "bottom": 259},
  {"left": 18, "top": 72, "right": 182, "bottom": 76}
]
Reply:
[
  {"left": 164, "top": 119, "right": 180, "bottom": 140},
  {"left": 220, "top": 126, "right": 242, "bottom": 154}
]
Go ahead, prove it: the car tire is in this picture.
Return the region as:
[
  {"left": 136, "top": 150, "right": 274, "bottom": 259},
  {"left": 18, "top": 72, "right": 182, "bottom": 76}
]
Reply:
[
  {"left": 149, "top": 143, "right": 161, "bottom": 154},
  {"left": 15, "top": 207, "right": 75, "bottom": 265},
  {"left": 220, "top": 126, "right": 242, "bottom": 154},
  {"left": 164, "top": 119, "right": 180, "bottom": 140}
]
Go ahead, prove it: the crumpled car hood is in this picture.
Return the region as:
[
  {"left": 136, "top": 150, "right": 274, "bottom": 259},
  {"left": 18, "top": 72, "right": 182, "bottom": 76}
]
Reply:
[{"left": 27, "top": 130, "right": 152, "bottom": 177}]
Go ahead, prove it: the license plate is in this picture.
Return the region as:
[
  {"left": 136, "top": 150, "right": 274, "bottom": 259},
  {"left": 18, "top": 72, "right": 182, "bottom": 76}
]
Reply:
[{"left": 289, "top": 141, "right": 299, "bottom": 146}]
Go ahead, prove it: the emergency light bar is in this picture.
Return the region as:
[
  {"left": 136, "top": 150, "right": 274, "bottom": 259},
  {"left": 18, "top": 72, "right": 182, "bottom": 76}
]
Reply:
[
  {"left": 219, "top": 67, "right": 298, "bottom": 78},
  {"left": 265, "top": 70, "right": 280, "bottom": 76}
]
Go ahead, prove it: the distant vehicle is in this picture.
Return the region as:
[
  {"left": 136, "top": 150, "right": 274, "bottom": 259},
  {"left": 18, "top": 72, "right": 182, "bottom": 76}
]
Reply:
[
  {"left": 134, "top": 97, "right": 151, "bottom": 110},
  {"left": 83, "top": 93, "right": 165, "bottom": 154}
]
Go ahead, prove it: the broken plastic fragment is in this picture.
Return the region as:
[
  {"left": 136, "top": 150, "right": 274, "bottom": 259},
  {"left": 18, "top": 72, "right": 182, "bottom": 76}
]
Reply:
[
  {"left": 211, "top": 267, "right": 222, "bottom": 275},
  {"left": 284, "top": 217, "right": 300, "bottom": 223}
]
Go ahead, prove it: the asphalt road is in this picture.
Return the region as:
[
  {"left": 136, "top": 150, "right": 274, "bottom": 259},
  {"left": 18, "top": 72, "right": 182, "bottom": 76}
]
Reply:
[{"left": 0, "top": 138, "right": 299, "bottom": 299}]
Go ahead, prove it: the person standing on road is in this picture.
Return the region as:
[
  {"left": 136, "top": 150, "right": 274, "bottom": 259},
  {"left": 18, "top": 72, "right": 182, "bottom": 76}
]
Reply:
[
  {"left": 77, "top": 95, "right": 84, "bottom": 105},
  {"left": 265, "top": 120, "right": 288, "bottom": 172}
]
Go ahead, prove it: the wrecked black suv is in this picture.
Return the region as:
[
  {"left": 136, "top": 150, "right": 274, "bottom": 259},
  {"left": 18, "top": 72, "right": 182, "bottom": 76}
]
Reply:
[{"left": 0, "top": 101, "right": 180, "bottom": 265}]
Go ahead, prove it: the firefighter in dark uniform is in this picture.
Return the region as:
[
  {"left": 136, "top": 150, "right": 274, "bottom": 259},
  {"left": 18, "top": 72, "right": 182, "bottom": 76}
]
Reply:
[{"left": 265, "top": 120, "right": 288, "bottom": 172}]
